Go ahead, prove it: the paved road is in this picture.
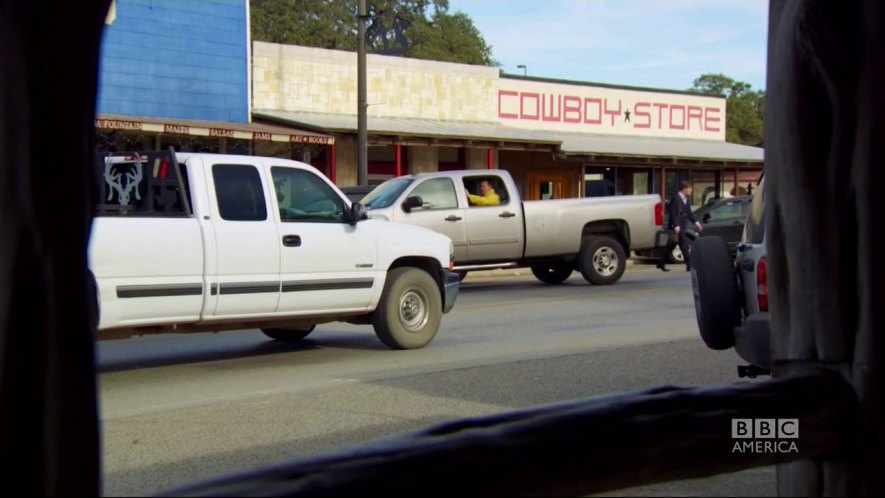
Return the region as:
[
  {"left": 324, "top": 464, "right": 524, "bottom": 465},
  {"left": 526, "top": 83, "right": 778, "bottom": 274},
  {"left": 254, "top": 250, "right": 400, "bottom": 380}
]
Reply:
[{"left": 98, "top": 265, "right": 775, "bottom": 496}]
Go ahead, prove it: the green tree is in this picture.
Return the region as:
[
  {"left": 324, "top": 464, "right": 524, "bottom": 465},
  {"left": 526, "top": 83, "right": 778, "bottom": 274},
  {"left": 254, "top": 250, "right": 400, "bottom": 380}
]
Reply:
[
  {"left": 406, "top": 11, "right": 493, "bottom": 65},
  {"left": 249, "top": 0, "right": 494, "bottom": 66},
  {"left": 689, "top": 73, "right": 765, "bottom": 146}
]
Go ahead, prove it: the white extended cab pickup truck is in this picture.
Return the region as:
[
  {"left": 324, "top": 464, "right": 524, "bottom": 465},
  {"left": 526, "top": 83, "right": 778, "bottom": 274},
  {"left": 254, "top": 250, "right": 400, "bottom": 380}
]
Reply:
[
  {"left": 88, "top": 150, "right": 458, "bottom": 349},
  {"left": 361, "top": 170, "right": 663, "bottom": 285}
]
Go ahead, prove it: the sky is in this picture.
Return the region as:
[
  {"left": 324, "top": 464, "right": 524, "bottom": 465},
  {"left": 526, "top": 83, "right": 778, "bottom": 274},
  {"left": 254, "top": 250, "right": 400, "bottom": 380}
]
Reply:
[{"left": 446, "top": 0, "right": 768, "bottom": 92}]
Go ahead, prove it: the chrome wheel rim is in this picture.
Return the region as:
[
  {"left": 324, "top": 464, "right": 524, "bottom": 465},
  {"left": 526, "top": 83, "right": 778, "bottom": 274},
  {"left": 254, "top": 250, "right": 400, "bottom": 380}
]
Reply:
[
  {"left": 399, "top": 288, "right": 429, "bottom": 332},
  {"left": 593, "top": 247, "right": 619, "bottom": 277}
]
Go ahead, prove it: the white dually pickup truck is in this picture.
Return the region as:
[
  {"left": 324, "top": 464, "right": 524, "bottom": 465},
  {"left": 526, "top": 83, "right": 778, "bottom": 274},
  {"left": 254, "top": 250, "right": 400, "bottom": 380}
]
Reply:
[
  {"left": 361, "top": 170, "right": 663, "bottom": 285},
  {"left": 88, "top": 150, "right": 458, "bottom": 349}
]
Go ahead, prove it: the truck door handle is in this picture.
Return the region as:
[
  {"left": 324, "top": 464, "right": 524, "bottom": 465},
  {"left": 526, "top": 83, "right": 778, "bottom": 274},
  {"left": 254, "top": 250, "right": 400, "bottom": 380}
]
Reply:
[
  {"left": 499, "top": 212, "right": 516, "bottom": 218},
  {"left": 445, "top": 215, "right": 462, "bottom": 222},
  {"left": 282, "top": 235, "right": 302, "bottom": 247}
]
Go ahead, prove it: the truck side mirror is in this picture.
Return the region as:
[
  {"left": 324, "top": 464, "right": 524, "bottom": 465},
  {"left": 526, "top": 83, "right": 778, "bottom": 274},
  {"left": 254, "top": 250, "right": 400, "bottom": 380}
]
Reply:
[
  {"left": 402, "top": 195, "right": 423, "bottom": 213},
  {"left": 345, "top": 202, "right": 367, "bottom": 225}
]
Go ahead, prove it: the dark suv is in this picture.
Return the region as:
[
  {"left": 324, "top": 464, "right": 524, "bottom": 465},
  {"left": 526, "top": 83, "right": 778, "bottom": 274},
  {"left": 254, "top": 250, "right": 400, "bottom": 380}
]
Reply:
[{"left": 690, "top": 179, "right": 769, "bottom": 377}]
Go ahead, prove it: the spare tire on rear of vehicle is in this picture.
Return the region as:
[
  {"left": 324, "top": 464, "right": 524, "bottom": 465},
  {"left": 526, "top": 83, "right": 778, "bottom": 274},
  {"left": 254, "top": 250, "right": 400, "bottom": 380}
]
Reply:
[{"left": 690, "top": 236, "right": 742, "bottom": 350}]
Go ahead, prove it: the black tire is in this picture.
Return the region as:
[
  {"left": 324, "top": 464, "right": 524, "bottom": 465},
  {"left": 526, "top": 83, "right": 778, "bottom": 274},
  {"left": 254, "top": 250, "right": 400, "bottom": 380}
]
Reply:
[
  {"left": 373, "top": 267, "right": 441, "bottom": 350},
  {"left": 578, "top": 236, "right": 627, "bottom": 285},
  {"left": 261, "top": 325, "right": 316, "bottom": 342},
  {"left": 690, "top": 236, "right": 741, "bottom": 350},
  {"left": 530, "top": 262, "right": 573, "bottom": 284},
  {"left": 456, "top": 270, "right": 469, "bottom": 282}
]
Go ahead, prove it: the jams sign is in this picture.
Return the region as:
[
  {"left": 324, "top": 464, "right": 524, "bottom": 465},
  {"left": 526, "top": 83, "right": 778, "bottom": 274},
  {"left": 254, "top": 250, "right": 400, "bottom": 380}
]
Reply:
[{"left": 497, "top": 88, "right": 724, "bottom": 140}]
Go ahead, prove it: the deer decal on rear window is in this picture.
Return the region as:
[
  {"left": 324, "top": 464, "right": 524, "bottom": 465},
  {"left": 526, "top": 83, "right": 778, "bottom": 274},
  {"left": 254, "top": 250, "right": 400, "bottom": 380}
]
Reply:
[{"left": 103, "top": 160, "right": 143, "bottom": 206}]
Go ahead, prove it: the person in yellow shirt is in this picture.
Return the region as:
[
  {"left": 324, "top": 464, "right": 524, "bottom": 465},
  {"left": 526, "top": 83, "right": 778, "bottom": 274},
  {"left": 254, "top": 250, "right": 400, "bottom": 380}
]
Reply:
[{"left": 465, "top": 180, "right": 501, "bottom": 206}]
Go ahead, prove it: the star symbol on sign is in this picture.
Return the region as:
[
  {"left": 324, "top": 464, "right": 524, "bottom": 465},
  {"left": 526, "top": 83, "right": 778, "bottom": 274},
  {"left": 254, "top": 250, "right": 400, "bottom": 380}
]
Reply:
[{"left": 624, "top": 110, "right": 632, "bottom": 123}]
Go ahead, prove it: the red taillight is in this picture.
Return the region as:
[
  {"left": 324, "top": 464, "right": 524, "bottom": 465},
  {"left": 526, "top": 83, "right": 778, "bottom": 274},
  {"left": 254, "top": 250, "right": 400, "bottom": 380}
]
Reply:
[
  {"left": 654, "top": 203, "right": 664, "bottom": 226},
  {"left": 159, "top": 158, "right": 169, "bottom": 179},
  {"left": 757, "top": 256, "right": 768, "bottom": 311}
]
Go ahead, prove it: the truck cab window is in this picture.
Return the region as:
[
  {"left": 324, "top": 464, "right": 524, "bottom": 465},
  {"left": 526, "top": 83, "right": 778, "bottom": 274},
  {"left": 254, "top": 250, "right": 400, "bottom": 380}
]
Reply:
[
  {"left": 212, "top": 165, "right": 268, "bottom": 221},
  {"left": 271, "top": 167, "right": 345, "bottom": 223},
  {"left": 463, "top": 176, "right": 508, "bottom": 206},
  {"left": 409, "top": 178, "right": 458, "bottom": 210}
]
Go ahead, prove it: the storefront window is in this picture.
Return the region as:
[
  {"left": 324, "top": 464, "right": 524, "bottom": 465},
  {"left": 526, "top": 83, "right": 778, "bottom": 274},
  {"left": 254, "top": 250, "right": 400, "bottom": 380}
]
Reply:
[
  {"left": 227, "top": 139, "right": 250, "bottom": 155},
  {"left": 616, "top": 168, "right": 653, "bottom": 196},
  {"left": 584, "top": 166, "right": 616, "bottom": 197},
  {"left": 665, "top": 169, "right": 691, "bottom": 205},
  {"left": 723, "top": 169, "right": 763, "bottom": 198},
  {"left": 366, "top": 145, "right": 397, "bottom": 183},
  {"left": 252, "top": 141, "right": 290, "bottom": 158},
  {"left": 438, "top": 147, "right": 464, "bottom": 171},
  {"left": 692, "top": 170, "right": 718, "bottom": 208},
  {"left": 161, "top": 135, "right": 220, "bottom": 153},
  {"left": 95, "top": 130, "right": 155, "bottom": 153}
]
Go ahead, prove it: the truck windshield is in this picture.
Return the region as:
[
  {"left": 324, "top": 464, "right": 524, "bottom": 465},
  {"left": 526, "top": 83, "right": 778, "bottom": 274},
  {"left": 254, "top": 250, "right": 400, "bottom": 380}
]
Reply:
[{"left": 361, "top": 177, "right": 414, "bottom": 209}]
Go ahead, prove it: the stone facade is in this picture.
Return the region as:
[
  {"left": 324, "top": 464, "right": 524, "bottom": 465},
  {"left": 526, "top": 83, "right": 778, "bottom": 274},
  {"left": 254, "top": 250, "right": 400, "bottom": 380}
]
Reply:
[{"left": 252, "top": 42, "right": 498, "bottom": 122}]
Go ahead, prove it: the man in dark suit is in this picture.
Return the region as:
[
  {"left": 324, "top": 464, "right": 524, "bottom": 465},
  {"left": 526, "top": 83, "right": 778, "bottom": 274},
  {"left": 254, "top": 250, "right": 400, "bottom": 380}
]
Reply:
[{"left": 658, "top": 181, "right": 704, "bottom": 271}]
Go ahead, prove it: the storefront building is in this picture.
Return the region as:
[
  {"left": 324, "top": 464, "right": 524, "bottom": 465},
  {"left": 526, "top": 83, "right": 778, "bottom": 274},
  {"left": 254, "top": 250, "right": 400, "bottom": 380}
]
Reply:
[
  {"left": 95, "top": 0, "right": 334, "bottom": 173},
  {"left": 252, "top": 42, "right": 763, "bottom": 208}
]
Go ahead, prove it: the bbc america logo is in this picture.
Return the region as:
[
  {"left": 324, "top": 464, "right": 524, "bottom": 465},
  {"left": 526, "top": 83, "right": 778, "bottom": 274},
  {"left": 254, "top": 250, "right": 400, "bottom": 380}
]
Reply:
[{"left": 731, "top": 419, "right": 799, "bottom": 454}]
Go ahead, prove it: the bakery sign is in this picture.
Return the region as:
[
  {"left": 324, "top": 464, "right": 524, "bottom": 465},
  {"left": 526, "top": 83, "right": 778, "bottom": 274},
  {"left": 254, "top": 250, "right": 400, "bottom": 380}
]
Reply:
[{"left": 496, "top": 79, "right": 726, "bottom": 141}]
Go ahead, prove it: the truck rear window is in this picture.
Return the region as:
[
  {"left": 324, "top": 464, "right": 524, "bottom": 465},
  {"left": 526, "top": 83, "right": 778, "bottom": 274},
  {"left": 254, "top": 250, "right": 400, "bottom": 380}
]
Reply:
[{"left": 94, "top": 151, "right": 192, "bottom": 218}]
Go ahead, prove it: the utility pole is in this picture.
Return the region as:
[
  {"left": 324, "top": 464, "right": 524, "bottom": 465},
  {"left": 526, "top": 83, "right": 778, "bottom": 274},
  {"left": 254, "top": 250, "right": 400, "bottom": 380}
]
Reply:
[{"left": 357, "top": 0, "right": 368, "bottom": 186}]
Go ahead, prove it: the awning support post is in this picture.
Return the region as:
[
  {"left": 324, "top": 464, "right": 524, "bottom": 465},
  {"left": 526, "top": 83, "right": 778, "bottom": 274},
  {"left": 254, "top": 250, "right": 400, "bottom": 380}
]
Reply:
[{"left": 330, "top": 144, "right": 337, "bottom": 184}]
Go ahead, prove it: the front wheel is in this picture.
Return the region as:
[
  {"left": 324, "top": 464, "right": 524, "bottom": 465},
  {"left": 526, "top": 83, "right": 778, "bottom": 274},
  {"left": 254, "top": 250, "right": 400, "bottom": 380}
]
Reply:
[
  {"left": 530, "top": 262, "right": 573, "bottom": 284},
  {"left": 373, "top": 268, "right": 442, "bottom": 350},
  {"left": 578, "top": 236, "right": 627, "bottom": 285},
  {"left": 261, "top": 325, "right": 316, "bottom": 342}
]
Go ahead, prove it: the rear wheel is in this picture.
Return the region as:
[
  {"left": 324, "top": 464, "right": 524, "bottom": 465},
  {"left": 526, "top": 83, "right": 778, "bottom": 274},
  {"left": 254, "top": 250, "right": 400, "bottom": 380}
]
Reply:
[
  {"left": 373, "top": 268, "right": 441, "bottom": 350},
  {"left": 690, "top": 236, "right": 741, "bottom": 350},
  {"left": 261, "top": 325, "right": 316, "bottom": 342},
  {"left": 530, "top": 262, "right": 573, "bottom": 284},
  {"left": 578, "top": 236, "right": 627, "bottom": 285}
]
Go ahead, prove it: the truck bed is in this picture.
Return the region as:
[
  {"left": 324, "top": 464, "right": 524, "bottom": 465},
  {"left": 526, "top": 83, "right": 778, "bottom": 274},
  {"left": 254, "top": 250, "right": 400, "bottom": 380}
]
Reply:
[{"left": 522, "top": 195, "right": 660, "bottom": 258}]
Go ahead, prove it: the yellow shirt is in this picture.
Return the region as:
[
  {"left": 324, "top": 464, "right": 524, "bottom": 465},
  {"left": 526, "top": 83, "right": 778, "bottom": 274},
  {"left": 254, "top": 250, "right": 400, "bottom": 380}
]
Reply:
[{"left": 467, "top": 189, "right": 501, "bottom": 206}]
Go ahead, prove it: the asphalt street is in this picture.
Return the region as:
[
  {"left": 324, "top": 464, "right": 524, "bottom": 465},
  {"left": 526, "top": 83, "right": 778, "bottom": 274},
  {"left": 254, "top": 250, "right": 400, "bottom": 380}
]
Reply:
[{"left": 97, "top": 264, "right": 775, "bottom": 497}]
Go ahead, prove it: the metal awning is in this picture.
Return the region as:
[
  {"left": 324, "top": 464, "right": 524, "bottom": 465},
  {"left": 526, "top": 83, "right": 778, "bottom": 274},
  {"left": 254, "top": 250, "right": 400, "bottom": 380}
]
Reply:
[
  {"left": 557, "top": 133, "right": 764, "bottom": 163},
  {"left": 95, "top": 114, "right": 335, "bottom": 145},
  {"left": 251, "top": 110, "right": 764, "bottom": 163},
  {"left": 252, "top": 110, "right": 561, "bottom": 145}
]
